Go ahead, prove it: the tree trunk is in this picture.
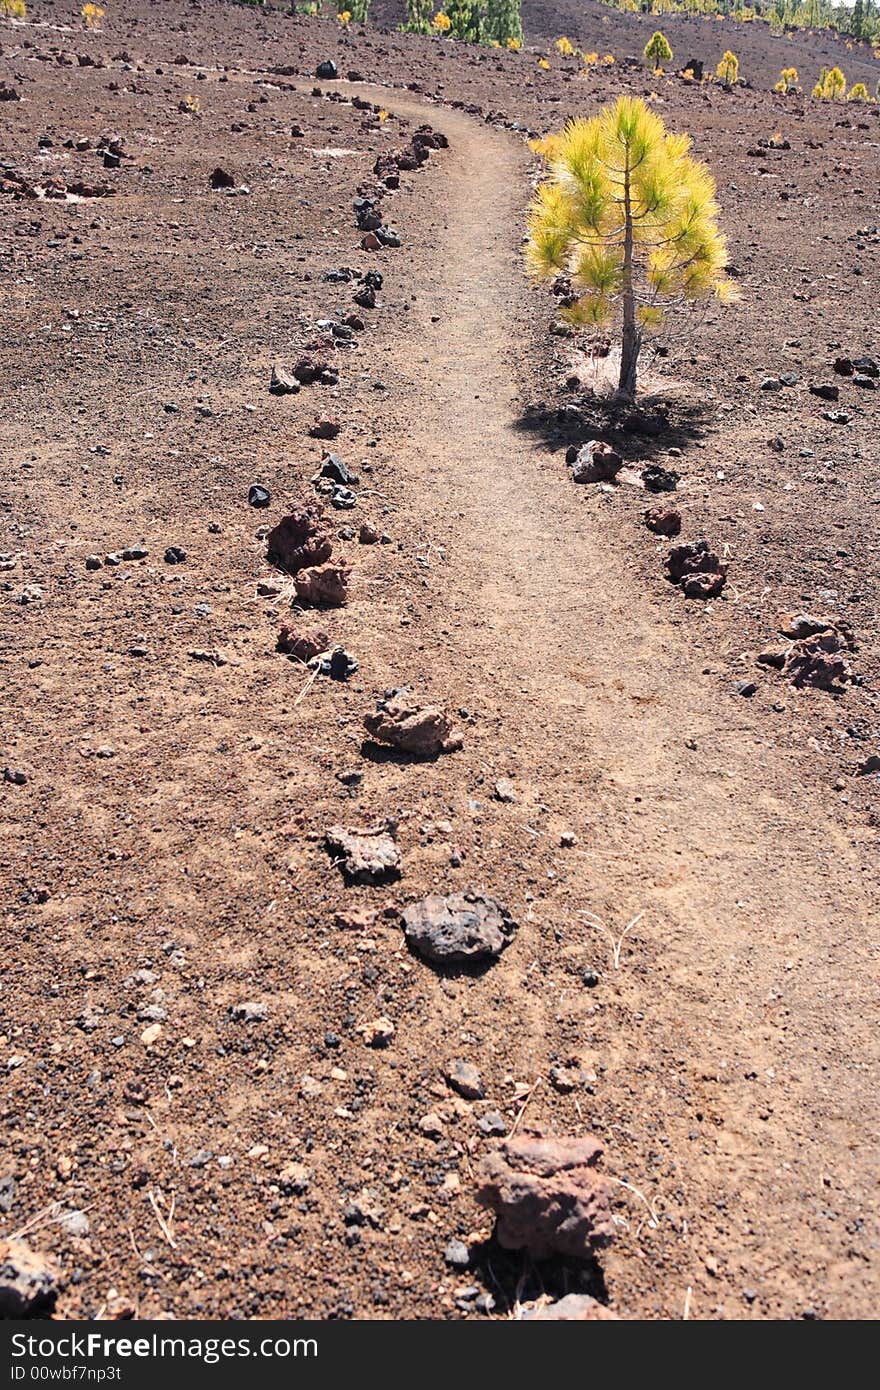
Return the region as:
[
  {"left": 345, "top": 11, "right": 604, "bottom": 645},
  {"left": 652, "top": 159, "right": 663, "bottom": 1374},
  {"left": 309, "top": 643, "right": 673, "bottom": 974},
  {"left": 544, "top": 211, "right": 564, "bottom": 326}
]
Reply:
[{"left": 617, "top": 145, "right": 641, "bottom": 402}]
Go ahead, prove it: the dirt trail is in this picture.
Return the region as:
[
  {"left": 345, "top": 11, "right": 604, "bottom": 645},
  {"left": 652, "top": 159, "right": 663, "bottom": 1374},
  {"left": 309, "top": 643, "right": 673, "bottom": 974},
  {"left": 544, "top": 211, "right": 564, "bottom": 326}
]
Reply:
[{"left": 340, "top": 85, "right": 879, "bottom": 1318}]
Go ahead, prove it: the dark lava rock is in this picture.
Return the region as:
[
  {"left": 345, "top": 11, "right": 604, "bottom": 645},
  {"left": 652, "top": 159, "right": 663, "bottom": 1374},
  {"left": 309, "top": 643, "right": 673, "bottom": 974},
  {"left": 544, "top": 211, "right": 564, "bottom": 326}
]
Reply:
[
  {"left": 309, "top": 418, "right": 341, "bottom": 440},
  {"left": 315, "top": 60, "right": 338, "bottom": 80},
  {"left": 248, "top": 484, "right": 271, "bottom": 508},
  {"left": 642, "top": 464, "right": 680, "bottom": 493},
  {"left": 809, "top": 381, "right": 839, "bottom": 401},
  {"left": 316, "top": 646, "right": 358, "bottom": 680},
  {"left": 0, "top": 1239, "right": 59, "bottom": 1318},
  {"left": 164, "top": 546, "right": 186, "bottom": 565},
  {"left": 402, "top": 890, "right": 516, "bottom": 966},
  {"left": 665, "top": 539, "right": 726, "bottom": 599},
  {"left": 319, "top": 452, "right": 357, "bottom": 486},
  {"left": 269, "top": 364, "right": 300, "bottom": 396},
  {"left": 209, "top": 167, "right": 235, "bottom": 190}
]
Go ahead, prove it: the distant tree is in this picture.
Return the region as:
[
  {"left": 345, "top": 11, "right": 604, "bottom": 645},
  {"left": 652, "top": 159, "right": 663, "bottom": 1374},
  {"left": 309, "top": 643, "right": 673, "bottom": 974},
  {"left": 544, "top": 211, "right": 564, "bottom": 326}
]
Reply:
[
  {"left": 644, "top": 30, "right": 672, "bottom": 71},
  {"left": 446, "top": 0, "right": 483, "bottom": 40},
  {"left": 716, "top": 50, "right": 739, "bottom": 85},
  {"left": 526, "top": 96, "right": 737, "bottom": 399},
  {"left": 404, "top": 0, "right": 434, "bottom": 33},
  {"left": 774, "top": 66, "right": 799, "bottom": 94},
  {"left": 847, "top": 81, "right": 869, "bottom": 100},
  {"left": 483, "top": 0, "right": 522, "bottom": 46},
  {"left": 813, "top": 65, "right": 846, "bottom": 99}
]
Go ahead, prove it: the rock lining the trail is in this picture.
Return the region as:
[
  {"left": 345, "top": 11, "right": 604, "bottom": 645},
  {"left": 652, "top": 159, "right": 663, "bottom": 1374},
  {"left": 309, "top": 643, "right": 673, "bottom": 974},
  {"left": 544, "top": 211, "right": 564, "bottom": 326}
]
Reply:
[
  {"left": 475, "top": 1132, "right": 615, "bottom": 1260},
  {"left": 325, "top": 824, "right": 401, "bottom": 884},
  {"left": 402, "top": 890, "right": 516, "bottom": 966},
  {"left": 363, "top": 689, "right": 463, "bottom": 757}
]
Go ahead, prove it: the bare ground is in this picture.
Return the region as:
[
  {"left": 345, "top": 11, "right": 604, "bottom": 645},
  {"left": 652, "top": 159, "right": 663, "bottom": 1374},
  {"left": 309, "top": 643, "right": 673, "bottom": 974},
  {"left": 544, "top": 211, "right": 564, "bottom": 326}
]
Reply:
[{"left": 1, "top": 0, "right": 878, "bottom": 1321}]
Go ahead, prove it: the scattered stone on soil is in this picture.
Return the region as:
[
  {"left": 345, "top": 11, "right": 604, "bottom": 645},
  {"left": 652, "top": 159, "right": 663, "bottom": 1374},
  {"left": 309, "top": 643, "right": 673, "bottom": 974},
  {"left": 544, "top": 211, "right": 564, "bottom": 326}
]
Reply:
[
  {"left": 444, "top": 1059, "right": 485, "bottom": 1099},
  {"left": 309, "top": 417, "right": 341, "bottom": 440},
  {"left": 0, "top": 1239, "right": 59, "bottom": 1318},
  {"left": 642, "top": 463, "right": 680, "bottom": 493},
  {"left": 311, "top": 645, "right": 358, "bottom": 680},
  {"left": 266, "top": 506, "right": 333, "bottom": 575},
  {"left": 402, "top": 890, "right": 516, "bottom": 966},
  {"left": 475, "top": 1131, "right": 615, "bottom": 1260},
  {"left": 665, "top": 539, "right": 727, "bottom": 599},
  {"left": 363, "top": 688, "right": 463, "bottom": 757},
  {"left": 325, "top": 824, "right": 401, "bottom": 884},
  {"left": 520, "top": 1294, "right": 617, "bottom": 1320},
  {"left": 644, "top": 505, "right": 682, "bottom": 536},
  {"left": 294, "top": 559, "right": 350, "bottom": 607},
  {"left": 276, "top": 626, "right": 330, "bottom": 662},
  {"left": 569, "top": 439, "right": 622, "bottom": 484},
  {"left": 357, "top": 1016, "right": 394, "bottom": 1048},
  {"left": 247, "top": 484, "right": 271, "bottom": 509},
  {"left": 269, "top": 364, "right": 300, "bottom": 396},
  {"left": 230, "top": 1001, "right": 267, "bottom": 1023},
  {"left": 783, "top": 630, "right": 851, "bottom": 690}
]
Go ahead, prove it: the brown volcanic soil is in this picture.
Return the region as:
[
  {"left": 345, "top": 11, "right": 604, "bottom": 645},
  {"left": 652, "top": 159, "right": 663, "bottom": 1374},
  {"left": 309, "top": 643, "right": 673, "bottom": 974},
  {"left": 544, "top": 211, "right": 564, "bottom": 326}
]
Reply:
[{"left": 1, "top": 0, "right": 879, "bottom": 1322}]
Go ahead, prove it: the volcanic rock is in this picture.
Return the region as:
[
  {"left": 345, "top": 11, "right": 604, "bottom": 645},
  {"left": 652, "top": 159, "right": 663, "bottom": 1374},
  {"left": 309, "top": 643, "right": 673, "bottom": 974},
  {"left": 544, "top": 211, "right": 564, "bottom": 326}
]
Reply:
[
  {"left": 402, "top": 891, "right": 516, "bottom": 966},
  {"left": 783, "top": 631, "right": 850, "bottom": 690},
  {"left": 294, "top": 559, "right": 350, "bottom": 607},
  {"left": 276, "top": 626, "right": 330, "bottom": 662},
  {"left": 809, "top": 381, "right": 839, "bottom": 401},
  {"left": 269, "top": 363, "right": 300, "bottom": 395},
  {"left": 444, "top": 1059, "right": 485, "bottom": 1100},
  {"left": 315, "top": 60, "right": 338, "bottom": 80},
  {"left": 570, "top": 439, "right": 622, "bottom": 483},
  {"left": 475, "top": 1132, "right": 615, "bottom": 1260},
  {"left": 325, "top": 824, "right": 401, "bottom": 884},
  {"left": 266, "top": 507, "right": 333, "bottom": 575},
  {"left": 209, "top": 167, "right": 235, "bottom": 189},
  {"left": 520, "top": 1295, "right": 617, "bottom": 1320},
  {"left": 0, "top": 1239, "right": 59, "bottom": 1318},
  {"left": 642, "top": 463, "right": 680, "bottom": 493},
  {"left": 644, "top": 505, "right": 681, "bottom": 536},
  {"left": 665, "top": 540, "right": 726, "bottom": 599},
  {"left": 363, "top": 689, "right": 462, "bottom": 757},
  {"left": 309, "top": 418, "right": 341, "bottom": 440}
]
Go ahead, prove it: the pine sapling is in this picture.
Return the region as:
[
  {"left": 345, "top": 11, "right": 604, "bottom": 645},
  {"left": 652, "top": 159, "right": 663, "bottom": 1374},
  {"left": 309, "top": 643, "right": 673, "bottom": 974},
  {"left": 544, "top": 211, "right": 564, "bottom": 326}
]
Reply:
[{"left": 526, "top": 96, "right": 737, "bottom": 401}]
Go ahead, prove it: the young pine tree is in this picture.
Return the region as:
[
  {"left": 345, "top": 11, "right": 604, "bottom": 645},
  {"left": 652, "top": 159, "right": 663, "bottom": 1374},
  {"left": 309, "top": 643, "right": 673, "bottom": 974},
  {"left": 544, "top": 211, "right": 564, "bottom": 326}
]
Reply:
[
  {"left": 526, "top": 97, "right": 737, "bottom": 400},
  {"left": 716, "top": 50, "right": 739, "bottom": 85},
  {"left": 644, "top": 31, "right": 672, "bottom": 72},
  {"left": 775, "top": 66, "right": 799, "bottom": 94},
  {"left": 813, "top": 66, "right": 846, "bottom": 99}
]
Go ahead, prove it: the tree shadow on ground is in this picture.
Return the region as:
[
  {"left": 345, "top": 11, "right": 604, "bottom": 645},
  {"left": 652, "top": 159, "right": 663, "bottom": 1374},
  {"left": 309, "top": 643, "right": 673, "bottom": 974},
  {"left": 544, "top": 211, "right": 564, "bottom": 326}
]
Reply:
[
  {"left": 512, "top": 389, "right": 716, "bottom": 467},
  {"left": 466, "top": 1235, "right": 610, "bottom": 1317}
]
